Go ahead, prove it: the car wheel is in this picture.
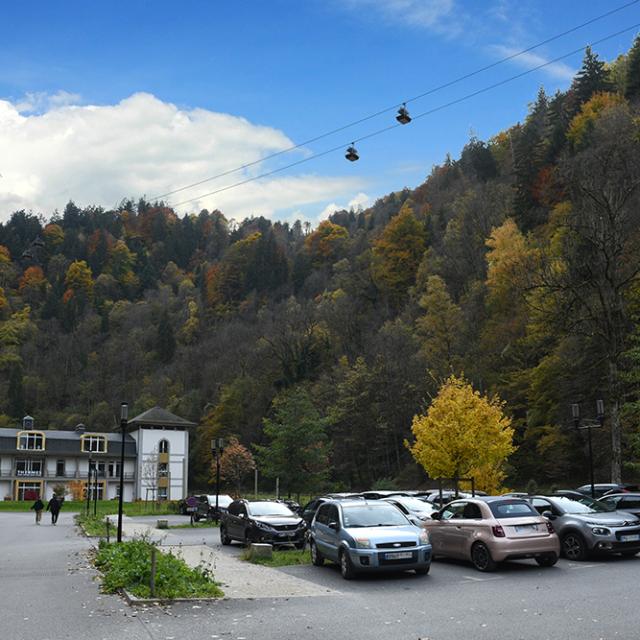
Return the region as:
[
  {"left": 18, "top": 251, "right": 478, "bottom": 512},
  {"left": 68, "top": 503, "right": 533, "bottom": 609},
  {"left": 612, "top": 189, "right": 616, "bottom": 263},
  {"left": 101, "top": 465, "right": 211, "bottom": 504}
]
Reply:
[
  {"left": 310, "top": 541, "right": 324, "bottom": 566},
  {"left": 414, "top": 565, "right": 430, "bottom": 575},
  {"left": 339, "top": 549, "right": 357, "bottom": 580},
  {"left": 471, "top": 542, "right": 497, "bottom": 572},
  {"left": 193, "top": 514, "right": 200, "bottom": 522},
  {"left": 535, "top": 552, "right": 558, "bottom": 567},
  {"left": 562, "top": 533, "right": 587, "bottom": 561},
  {"left": 220, "top": 525, "right": 231, "bottom": 546}
]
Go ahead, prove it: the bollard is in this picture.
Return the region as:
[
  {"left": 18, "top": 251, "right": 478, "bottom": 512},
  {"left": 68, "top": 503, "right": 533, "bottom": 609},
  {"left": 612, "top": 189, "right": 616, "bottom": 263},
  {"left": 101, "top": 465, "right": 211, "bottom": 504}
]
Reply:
[
  {"left": 156, "top": 519, "right": 169, "bottom": 529},
  {"left": 150, "top": 547, "right": 157, "bottom": 597},
  {"left": 105, "top": 518, "right": 110, "bottom": 543}
]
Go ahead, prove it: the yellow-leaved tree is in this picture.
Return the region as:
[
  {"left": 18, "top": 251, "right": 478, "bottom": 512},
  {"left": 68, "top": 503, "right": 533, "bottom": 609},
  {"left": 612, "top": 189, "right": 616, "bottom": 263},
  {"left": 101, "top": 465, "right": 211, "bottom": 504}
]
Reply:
[{"left": 407, "top": 375, "right": 515, "bottom": 493}]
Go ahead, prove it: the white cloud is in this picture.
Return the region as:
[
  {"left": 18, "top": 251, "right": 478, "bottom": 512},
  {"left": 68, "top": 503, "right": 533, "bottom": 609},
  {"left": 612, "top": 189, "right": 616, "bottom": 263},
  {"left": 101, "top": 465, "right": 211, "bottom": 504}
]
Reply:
[
  {"left": 489, "top": 45, "right": 576, "bottom": 81},
  {"left": 341, "top": 0, "right": 463, "bottom": 37},
  {"left": 0, "top": 92, "right": 365, "bottom": 221},
  {"left": 15, "top": 90, "right": 82, "bottom": 114},
  {"left": 319, "top": 192, "right": 372, "bottom": 219}
]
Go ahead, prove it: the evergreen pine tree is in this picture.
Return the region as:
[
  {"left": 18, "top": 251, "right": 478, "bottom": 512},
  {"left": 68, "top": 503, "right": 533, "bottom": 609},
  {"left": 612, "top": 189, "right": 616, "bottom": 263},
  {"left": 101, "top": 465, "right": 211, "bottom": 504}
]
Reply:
[
  {"left": 8, "top": 364, "right": 25, "bottom": 419},
  {"left": 625, "top": 34, "right": 640, "bottom": 102},
  {"left": 571, "top": 46, "right": 611, "bottom": 112}
]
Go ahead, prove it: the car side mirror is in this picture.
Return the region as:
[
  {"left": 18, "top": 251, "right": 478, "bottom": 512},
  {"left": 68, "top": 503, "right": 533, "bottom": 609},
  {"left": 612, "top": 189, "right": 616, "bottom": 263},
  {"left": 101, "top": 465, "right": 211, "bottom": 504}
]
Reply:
[
  {"left": 541, "top": 510, "right": 556, "bottom": 520},
  {"left": 431, "top": 512, "right": 441, "bottom": 520},
  {"left": 328, "top": 521, "right": 339, "bottom": 531}
]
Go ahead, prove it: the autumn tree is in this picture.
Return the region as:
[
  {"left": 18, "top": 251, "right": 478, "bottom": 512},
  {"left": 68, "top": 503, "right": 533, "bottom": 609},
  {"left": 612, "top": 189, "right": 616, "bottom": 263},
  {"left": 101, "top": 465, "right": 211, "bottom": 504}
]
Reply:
[
  {"left": 218, "top": 437, "right": 256, "bottom": 496},
  {"left": 415, "top": 275, "right": 463, "bottom": 381},
  {"left": 625, "top": 34, "right": 640, "bottom": 102},
  {"left": 304, "top": 220, "right": 348, "bottom": 264},
  {"left": 407, "top": 375, "right": 516, "bottom": 493},
  {"left": 254, "top": 387, "right": 330, "bottom": 497},
  {"left": 371, "top": 203, "right": 426, "bottom": 305}
]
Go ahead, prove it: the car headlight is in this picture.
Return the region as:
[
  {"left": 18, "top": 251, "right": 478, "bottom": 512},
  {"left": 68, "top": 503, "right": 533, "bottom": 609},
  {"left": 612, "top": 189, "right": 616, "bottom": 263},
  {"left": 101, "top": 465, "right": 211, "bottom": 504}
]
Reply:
[
  {"left": 354, "top": 537, "right": 372, "bottom": 548},
  {"left": 419, "top": 530, "right": 430, "bottom": 544},
  {"left": 591, "top": 527, "right": 610, "bottom": 536},
  {"left": 254, "top": 521, "right": 272, "bottom": 531}
]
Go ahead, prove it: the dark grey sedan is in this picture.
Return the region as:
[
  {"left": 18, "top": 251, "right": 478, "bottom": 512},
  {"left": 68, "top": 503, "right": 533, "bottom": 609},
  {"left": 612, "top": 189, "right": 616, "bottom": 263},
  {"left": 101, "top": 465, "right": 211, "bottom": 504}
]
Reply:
[{"left": 529, "top": 496, "right": 640, "bottom": 560}]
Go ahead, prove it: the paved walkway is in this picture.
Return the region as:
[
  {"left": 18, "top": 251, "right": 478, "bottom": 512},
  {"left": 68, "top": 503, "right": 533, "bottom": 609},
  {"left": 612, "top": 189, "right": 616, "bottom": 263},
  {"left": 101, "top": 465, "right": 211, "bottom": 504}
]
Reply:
[{"left": 108, "top": 514, "right": 338, "bottom": 599}]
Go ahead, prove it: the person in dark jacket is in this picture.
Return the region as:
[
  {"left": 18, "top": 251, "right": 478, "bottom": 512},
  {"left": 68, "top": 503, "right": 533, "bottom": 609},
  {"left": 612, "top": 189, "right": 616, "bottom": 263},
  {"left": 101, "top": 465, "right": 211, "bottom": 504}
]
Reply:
[
  {"left": 46, "top": 495, "right": 62, "bottom": 525},
  {"left": 31, "top": 497, "right": 44, "bottom": 524}
]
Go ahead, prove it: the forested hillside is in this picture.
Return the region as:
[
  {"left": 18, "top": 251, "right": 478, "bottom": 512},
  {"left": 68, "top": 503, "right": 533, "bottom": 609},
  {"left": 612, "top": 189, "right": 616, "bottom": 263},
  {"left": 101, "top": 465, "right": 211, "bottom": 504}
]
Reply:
[{"left": 2, "top": 41, "right": 640, "bottom": 492}]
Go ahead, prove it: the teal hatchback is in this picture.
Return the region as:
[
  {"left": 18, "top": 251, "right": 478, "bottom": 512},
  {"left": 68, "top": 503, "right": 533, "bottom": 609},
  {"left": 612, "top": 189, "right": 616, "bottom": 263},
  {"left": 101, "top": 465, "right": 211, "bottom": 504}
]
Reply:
[{"left": 309, "top": 499, "right": 432, "bottom": 579}]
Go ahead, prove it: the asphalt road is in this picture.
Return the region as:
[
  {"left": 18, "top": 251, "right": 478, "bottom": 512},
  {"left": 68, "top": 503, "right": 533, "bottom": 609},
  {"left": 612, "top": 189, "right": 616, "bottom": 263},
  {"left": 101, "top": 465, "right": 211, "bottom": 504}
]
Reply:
[{"left": 1, "top": 511, "right": 638, "bottom": 640}]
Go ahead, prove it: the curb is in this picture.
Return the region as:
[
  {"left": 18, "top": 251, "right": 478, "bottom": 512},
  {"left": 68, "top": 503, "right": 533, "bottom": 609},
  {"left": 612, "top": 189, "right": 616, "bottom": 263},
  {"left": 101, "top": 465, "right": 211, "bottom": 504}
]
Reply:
[{"left": 120, "top": 588, "right": 225, "bottom": 606}]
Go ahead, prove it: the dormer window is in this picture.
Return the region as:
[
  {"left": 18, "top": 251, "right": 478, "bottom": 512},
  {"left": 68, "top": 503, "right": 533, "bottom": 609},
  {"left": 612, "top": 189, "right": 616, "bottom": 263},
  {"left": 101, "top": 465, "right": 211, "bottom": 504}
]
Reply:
[
  {"left": 81, "top": 434, "right": 107, "bottom": 453},
  {"left": 159, "top": 439, "right": 169, "bottom": 454},
  {"left": 17, "top": 431, "right": 45, "bottom": 451}
]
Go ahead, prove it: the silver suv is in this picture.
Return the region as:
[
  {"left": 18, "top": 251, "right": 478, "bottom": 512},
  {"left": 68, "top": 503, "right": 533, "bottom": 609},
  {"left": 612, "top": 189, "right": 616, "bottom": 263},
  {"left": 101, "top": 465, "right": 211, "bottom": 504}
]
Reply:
[
  {"left": 529, "top": 496, "right": 640, "bottom": 560},
  {"left": 309, "top": 500, "right": 432, "bottom": 579}
]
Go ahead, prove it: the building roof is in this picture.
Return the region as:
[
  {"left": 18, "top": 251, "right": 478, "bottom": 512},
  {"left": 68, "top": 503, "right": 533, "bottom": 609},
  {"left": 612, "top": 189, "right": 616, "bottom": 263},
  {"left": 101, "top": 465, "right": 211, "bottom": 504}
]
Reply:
[
  {"left": 0, "top": 428, "right": 137, "bottom": 458},
  {"left": 128, "top": 406, "right": 196, "bottom": 428}
]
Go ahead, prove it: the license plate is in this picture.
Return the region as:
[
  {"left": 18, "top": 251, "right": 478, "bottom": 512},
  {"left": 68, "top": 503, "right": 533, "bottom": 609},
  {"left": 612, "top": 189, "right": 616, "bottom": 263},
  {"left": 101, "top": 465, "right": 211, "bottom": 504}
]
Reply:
[
  {"left": 620, "top": 534, "right": 640, "bottom": 542},
  {"left": 515, "top": 525, "right": 536, "bottom": 532},
  {"left": 385, "top": 551, "right": 413, "bottom": 560},
  {"left": 278, "top": 532, "right": 292, "bottom": 537}
]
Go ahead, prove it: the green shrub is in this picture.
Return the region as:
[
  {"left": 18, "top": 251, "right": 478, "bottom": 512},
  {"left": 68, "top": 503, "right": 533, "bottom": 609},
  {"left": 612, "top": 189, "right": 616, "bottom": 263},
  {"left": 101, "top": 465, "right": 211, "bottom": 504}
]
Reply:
[{"left": 95, "top": 539, "right": 223, "bottom": 599}]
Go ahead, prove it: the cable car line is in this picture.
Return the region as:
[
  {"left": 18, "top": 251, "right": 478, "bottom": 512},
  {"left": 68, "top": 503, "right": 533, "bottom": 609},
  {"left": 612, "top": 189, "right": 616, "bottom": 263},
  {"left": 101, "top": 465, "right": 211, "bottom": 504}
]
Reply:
[
  {"left": 149, "top": 0, "right": 639, "bottom": 202},
  {"left": 169, "top": 22, "right": 640, "bottom": 208}
]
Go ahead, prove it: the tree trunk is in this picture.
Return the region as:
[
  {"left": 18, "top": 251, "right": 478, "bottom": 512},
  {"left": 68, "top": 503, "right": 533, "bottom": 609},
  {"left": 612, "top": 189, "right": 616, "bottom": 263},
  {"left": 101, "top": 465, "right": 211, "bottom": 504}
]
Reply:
[{"left": 609, "top": 360, "right": 622, "bottom": 483}]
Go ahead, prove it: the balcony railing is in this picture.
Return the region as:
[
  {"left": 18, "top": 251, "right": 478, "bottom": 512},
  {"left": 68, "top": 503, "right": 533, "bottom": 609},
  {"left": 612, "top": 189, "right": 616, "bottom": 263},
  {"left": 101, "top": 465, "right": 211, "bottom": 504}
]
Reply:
[{"left": 0, "top": 470, "right": 135, "bottom": 480}]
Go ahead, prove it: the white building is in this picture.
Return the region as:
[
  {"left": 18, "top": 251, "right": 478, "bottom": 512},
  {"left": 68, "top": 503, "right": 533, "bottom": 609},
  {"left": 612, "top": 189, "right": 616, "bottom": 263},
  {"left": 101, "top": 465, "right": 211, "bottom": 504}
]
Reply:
[{"left": 0, "top": 407, "right": 195, "bottom": 502}]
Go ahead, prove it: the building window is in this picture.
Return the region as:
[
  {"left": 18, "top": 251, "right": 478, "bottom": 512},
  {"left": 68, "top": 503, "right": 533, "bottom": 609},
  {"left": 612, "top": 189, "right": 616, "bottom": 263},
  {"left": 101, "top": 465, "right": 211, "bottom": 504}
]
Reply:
[
  {"left": 17, "top": 481, "right": 42, "bottom": 500},
  {"left": 17, "top": 431, "right": 45, "bottom": 451},
  {"left": 158, "top": 487, "right": 168, "bottom": 500},
  {"left": 158, "top": 462, "right": 169, "bottom": 477},
  {"left": 15, "top": 459, "right": 43, "bottom": 477},
  {"left": 158, "top": 439, "right": 169, "bottom": 454},
  {"left": 56, "top": 460, "right": 65, "bottom": 477},
  {"left": 108, "top": 461, "right": 121, "bottom": 478},
  {"left": 81, "top": 434, "right": 106, "bottom": 453},
  {"left": 84, "top": 482, "right": 105, "bottom": 500}
]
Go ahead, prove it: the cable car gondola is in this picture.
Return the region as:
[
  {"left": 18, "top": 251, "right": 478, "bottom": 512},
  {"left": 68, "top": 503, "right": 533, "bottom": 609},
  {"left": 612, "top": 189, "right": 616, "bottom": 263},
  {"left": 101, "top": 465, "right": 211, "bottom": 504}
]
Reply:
[
  {"left": 396, "top": 104, "right": 411, "bottom": 125},
  {"left": 345, "top": 145, "right": 359, "bottom": 162}
]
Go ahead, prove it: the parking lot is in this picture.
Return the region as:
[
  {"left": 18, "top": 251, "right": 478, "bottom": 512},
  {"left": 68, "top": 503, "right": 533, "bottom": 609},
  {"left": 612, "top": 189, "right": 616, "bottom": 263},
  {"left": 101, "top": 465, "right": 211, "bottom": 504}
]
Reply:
[
  {"left": 1, "top": 511, "right": 637, "bottom": 640},
  {"left": 130, "top": 514, "right": 639, "bottom": 640}
]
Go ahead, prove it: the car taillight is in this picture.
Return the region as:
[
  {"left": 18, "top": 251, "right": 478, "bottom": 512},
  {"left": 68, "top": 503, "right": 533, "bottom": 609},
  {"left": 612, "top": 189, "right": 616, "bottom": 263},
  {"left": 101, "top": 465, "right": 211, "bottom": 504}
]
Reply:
[
  {"left": 492, "top": 525, "right": 505, "bottom": 537},
  {"left": 545, "top": 521, "right": 554, "bottom": 534}
]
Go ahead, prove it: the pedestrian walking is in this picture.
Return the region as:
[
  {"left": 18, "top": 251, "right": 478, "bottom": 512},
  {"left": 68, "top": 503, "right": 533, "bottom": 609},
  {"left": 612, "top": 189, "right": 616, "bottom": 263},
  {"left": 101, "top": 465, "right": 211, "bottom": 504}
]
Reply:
[
  {"left": 46, "top": 495, "right": 62, "bottom": 525},
  {"left": 31, "top": 497, "right": 44, "bottom": 524}
]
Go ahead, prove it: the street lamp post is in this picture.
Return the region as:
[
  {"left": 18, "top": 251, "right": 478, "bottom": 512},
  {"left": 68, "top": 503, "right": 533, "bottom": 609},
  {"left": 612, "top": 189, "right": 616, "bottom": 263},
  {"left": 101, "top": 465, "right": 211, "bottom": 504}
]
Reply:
[
  {"left": 93, "top": 460, "right": 99, "bottom": 516},
  {"left": 572, "top": 401, "right": 604, "bottom": 499},
  {"left": 86, "top": 456, "right": 93, "bottom": 516},
  {"left": 117, "top": 403, "right": 128, "bottom": 543},
  {"left": 211, "top": 438, "right": 224, "bottom": 521}
]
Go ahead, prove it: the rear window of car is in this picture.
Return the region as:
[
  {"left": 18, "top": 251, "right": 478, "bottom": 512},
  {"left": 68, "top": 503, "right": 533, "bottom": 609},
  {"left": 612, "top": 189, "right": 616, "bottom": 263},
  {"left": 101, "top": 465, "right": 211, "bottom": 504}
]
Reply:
[{"left": 489, "top": 500, "right": 538, "bottom": 519}]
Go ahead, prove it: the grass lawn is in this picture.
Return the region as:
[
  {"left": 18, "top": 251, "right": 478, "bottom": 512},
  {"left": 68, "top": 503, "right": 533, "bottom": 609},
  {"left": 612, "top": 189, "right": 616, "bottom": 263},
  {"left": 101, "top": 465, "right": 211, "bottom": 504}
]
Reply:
[
  {"left": 94, "top": 539, "right": 224, "bottom": 599},
  {"left": 0, "top": 499, "right": 179, "bottom": 515},
  {"left": 242, "top": 546, "right": 312, "bottom": 567}
]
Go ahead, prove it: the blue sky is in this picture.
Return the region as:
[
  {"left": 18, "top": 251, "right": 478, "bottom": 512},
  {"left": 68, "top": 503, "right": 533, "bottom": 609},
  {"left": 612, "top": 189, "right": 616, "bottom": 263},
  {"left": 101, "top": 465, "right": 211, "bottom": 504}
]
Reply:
[{"left": 0, "top": 0, "right": 638, "bottom": 223}]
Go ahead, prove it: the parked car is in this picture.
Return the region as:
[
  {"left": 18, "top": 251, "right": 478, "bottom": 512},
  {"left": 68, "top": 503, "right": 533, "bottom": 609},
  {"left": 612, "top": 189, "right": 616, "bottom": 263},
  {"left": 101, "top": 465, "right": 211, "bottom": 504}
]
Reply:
[
  {"left": 359, "top": 490, "right": 412, "bottom": 500},
  {"left": 219, "top": 500, "right": 307, "bottom": 547},
  {"left": 423, "top": 497, "right": 560, "bottom": 572},
  {"left": 576, "top": 483, "right": 640, "bottom": 498},
  {"left": 300, "top": 495, "right": 364, "bottom": 525},
  {"left": 382, "top": 496, "right": 438, "bottom": 525},
  {"left": 528, "top": 495, "right": 640, "bottom": 560},
  {"left": 598, "top": 493, "right": 640, "bottom": 518},
  {"left": 425, "top": 490, "right": 473, "bottom": 508},
  {"left": 309, "top": 499, "right": 432, "bottom": 579},
  {"left": 193, "top": 494, "right": 234, "bottom": 521}
]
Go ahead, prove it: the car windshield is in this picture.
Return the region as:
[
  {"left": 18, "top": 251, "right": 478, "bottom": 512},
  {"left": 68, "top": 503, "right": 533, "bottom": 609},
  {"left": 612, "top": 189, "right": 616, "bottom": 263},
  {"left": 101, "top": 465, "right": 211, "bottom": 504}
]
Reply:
[
  {"left": 554, "top": 497, "right": 612, "bottom": 514},
  {"left": 489, "top": 500, "right": 539, "bottom": 519},
  {"left": 247, "top": 502, "right": 294, "bottom": 517},
  {"left": 207, "top": 495, "right": 233, "bottom": 507},
  {"left": 570, "top": 495, "right": 614, "bottom": 512},
  {"left": 390, "top": 497, "right": 435, "bottom": 512},
  {"left": 342, "top": 504, "right": 409, "bottom": 527}
]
